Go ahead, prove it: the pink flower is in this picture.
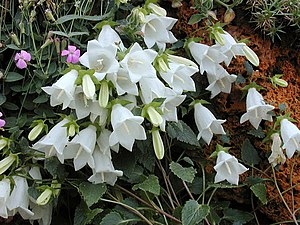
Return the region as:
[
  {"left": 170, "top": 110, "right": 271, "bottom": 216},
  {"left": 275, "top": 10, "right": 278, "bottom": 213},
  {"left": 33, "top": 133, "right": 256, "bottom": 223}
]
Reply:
[
  {"left": 61, "top": 45, "right": 80, "bottom": 64},
  {"left": 0, "top": 112, "right": 5, "bottom": 128},
  {"left": 15, "top": 50, "right": 31, "bottom": 69}
]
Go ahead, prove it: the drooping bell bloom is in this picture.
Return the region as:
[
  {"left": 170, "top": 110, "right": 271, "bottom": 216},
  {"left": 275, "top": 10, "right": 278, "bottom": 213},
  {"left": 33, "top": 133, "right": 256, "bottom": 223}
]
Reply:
[
  {"left": 0, "top": 178, "right": 10, "bottom": 218},
  {"left": 32, "top": 118, "right": 70, "bottom": 163},
  {"left": 194, "top": 103, "right": 226, "bottom": 145},
  {"left": 64, "top": 125, "right": 97, "bottom": 171},
  {"left": 109, "top": 104, "right": 146, "bottom": 151},
  {"left": 88, "top": 146, "right": 123, "bottom": 185},
  {"left": 61, "top": 45, "right": 80, "bottom": 64},
  {"left": 15, "top": 50, "right": 31, "bottom": 69},
  {"left": 280, "top": 119, "right": 300, "bottom": 158},
  {"left": 268, "top": 133, "right": 286, "bottom": 167},
  {"left": 97, "top": 25, "right": 125, "bottom": 51},
  {"left": 120, "top": 42, "right": 157, "bottom": 83},
  {"left": 141, "top": 13, "right": 177, "bottom": 50},
  {"left": 42, "top": 69, "right": 78, "bottom": 109},
  {"left": 214, "top": 151, "right": 248, "bottom": 185},
  {"left": 240, "top": 88, "right": 274, "bottom": 129}
]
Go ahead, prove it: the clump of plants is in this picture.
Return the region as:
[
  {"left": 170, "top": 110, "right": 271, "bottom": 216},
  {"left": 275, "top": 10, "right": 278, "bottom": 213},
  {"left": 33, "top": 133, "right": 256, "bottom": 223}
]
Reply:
[{"left": 0, "top": 0, "right": 300, "bottom": 225}]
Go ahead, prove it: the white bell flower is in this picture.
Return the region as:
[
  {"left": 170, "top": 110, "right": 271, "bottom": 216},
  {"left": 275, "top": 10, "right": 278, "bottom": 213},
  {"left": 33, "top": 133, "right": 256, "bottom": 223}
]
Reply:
[
  {"left": 97, "top": 25, "right": 125, "bottom": 51},
  {"left": 42, "top": 69, "right": 78, "bottom": 109},
  {"left": 188, "top": 42, "right": 227, "bottom": 75},
  {"left": 29, "top": 201, "right": 53, "bottom": 225},
  {"left": 120, "top": 42, "right": 157, "bottom": 83},
  {"left": 159, "top": 88, "right": 185, "bottom": 131},
  {"left": 107, "top": 68, "right": 138, "bottom": 96},
  {"left": 194, "top": 103, "right": 226, "bottom": 145},
  {"left": 97, "top": 129, "right": 119, "bottom": 155},
  {"left": 214, "top": 151, "right": 248, "bottom": 185},
  {"left": 141, "top": 13, "right": 177, "bottom": 50},
  {"left": 240, "top": 88, "right": 274, "bottom": 129},
  {"left": 109, "top": 104, "right": 146, "bottom": 151},
  {"left": 268, "top": 133, "right": 286, "bottom": 167},
  {"left": 160, "top": 62, "right": 197, "bottom": 94},
  {"left": 6, "top": 176, "right": 34, "bottom": 219},
  {"left": 32, "top": 118, "right": 70, "bottom": 163},
  {"left": 206, "top": 65, "right": 237, "bottom": 98},
  {"left": 139, "top": 76, "right": 166, "bottom": 104},
  {"left": 280, "top": 119, "right": 300, "bottom": 158},
  {"left": 79, "top": 40, "right": 119, "bottom": 80},
  {"left": 64, "top": 125, "right": 97, "bottom": 171},
  {"left": 88, "top": 146, "right": 123, "bottom": 185},
  {"left": 118, "top": 94, "right": 137, "bottom": 111},
  {"left": 0, "top": 178, "right": 10, "bottom": 218}
]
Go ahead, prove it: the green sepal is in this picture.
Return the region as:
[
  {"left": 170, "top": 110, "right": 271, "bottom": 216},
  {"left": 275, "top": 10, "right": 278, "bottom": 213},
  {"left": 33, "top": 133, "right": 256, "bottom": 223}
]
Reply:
[
  {"left": 93, "top": 20, "right": 119, "bottom": 31},
  {"left": 189, "top": 99, "right": 210, "bottom": 112},
  {"left": 75, "top": 69, "right": 97, "bottom": 86},
  {"left": 62, "top": 63, "right": 82, "bottom": 74},
  {"left": 210, "top": 144, "right": 231, "bottom": 158}
]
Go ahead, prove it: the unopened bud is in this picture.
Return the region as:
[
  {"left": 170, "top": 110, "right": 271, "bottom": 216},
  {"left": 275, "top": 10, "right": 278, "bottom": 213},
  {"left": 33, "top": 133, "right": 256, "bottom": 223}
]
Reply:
[
  {"left": 61, "top": 38, "right": 68, "bottom": 51},
  {"left": 45, "top": 9, "right": 56, "bottom": 22},
  {"left": 54, "top": 38, "right": 61, "bottom": 55},
  {"left": 10, "top": 33, "right": 21, "bottom": 46},
  {"left": 152, "top": 129, "right": 164, "bottom": 160},
  {"left": 214, "top": 31, "right": 226, "bottom": 46},
  {"left": 98, "top": 80, "right": 109, "bottom": 108},
  {"left": 82, "top": 75, "right": 95, "bottom": 100},
  {"left": 242, "top": 45, "right": 259, "bottom": 67},
  {"left": 28, "top": 121, "right": 45, "bottom": 141},
  {"left": 270, "top": 74, "right": 288, "bottom": 88},
  {"left": 147, "top": 106, "right": 163, "bottom": 127},
  {"left": 36, "top": 188, "right": 52, "bottom": 205},
  {"left": 148, "top": 3, "right": 167, "bottom": 17},
  {"left": 0, "top": 154, "right": 17, "bottom": 175},
  {"left": 224, "top": 8, "right": 235, "bottom": 23},
  {"left": 0, "top": 137, "right": 9, "bottom": 150},
  {"left": 41, "top": 38, "right": 53, "bottom": 49},
  {"left": 19, "top": 21, "right": 26, "bottom": 34}
]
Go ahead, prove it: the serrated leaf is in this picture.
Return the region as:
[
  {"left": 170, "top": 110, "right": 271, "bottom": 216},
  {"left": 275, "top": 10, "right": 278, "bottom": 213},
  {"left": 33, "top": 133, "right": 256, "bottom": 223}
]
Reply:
[
  {"left": 247, "top": 127, "right": 265, "bottom": 138},
  {"left": 182, "top": 200, "right": 210, "bottom": 225},
  {"left": 132, "top": 175, "right": 160, "bottom": 195},
  {"left": 74, "top": 201, "right": 102, "bottom": 225},
  {"left": 5, "top": 72, "right": 24, "bottom": 82},
  {"left": 223, "top": 208, "right": 254, "bottom": 224},
  {"left": 250, "top": 183, "right": 267, "bottom": 205},
  {"left": 100, "top": 212, "right": 125, "bottom": 225},
  {"left": 188, "top": 14, "right": 204, "bottom": 24},
  {"left": 44, "top": 157, "right": 68, "bottom": 180},
  {"left": 170, "top": 161, "right": 196, "bottom": 183},
  {"left": 167, "top": 120, "right": 200, "bottom": 147},
  {"left": 241, "top": 139, "right": 261, "bottom": 165},
  {"left": 79, "top": 182, "right": 107, "bottom": 207}
]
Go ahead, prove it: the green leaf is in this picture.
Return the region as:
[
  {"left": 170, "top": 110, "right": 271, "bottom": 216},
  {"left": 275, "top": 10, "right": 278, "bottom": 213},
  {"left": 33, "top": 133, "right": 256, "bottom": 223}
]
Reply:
[
  {"left": 170, "top": 161, "right": 196, "bottom": 183},
  {"left": 0, "top": 93, "right": 6, "bottom": 105},
  {"left": 2, "top": 102, "right": 19, "bottom": 110},
  {"left": 132, "top": 175, "right": 160, "bottom": 195},
  {"left": 74, "top": 201, "right": 103, "bottom": 225},
  {"left": 33, "top": 95, "right": 49, "bottom": 104},
  {"left": 5, "top": 72, "right": 24, "bottom": 82},
  {"left": 241, "top": 139, "right": 261, "bottom": 165},
  {"left": 55, "top": 14, "right": 110, "bottom": 24},
  {"left": 208, "top": 183, "right": 246, "bottom": 189},
  {"left": 44, "top": 157, "right": 68, "bottom": 180},
  {"left": 223, "top": 208, "right": 254, "bottom": 224},
  {"left": 51, "top": 31, "right": 89, "bottom": 38},
  {"left": 100, "top": 212, "right": 126, "bottom": 225},
  {"left": 250, "top": 183, "right": 268, "bottom": 205},
  {"left": 182, "top": 200, "right": 210, "bottom": 225},
  {"left": 188, "top": 14, "right": 204, "bottom": 25},
  {"left": 167, "top": 120, "right": 200, "bottom": 147},
  {"left": 247, "top": 127, "right": 265, "bottom": 138},
  {"left": 79, "top": 182, "right": 107, "bottom": 207}
]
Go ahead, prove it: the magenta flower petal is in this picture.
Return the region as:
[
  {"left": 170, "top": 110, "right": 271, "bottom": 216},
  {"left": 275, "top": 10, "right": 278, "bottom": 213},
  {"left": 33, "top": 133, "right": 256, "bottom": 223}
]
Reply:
[
  {"left": 16, "top": 59, "right": 27, "bottom": 69},
  {"left": 0, "top": 119, "right": 5, "bottom": 128},
  {"left": 61, "top": 50, "right": 70, "bottom": 56},
  {"left": 21, "top": 50, "right": 31, "bottom": 61},
  {"left": 68, "top": 45, "right": 77, "bottom": 52},
  {"left": 66, "top": 54, "right": 73, "bottom": 63},
  {"left": 71, "top": 55, "right": 79, "bottom": 63},
  {"left": 15, "top": 53, "right": 21, "bottom": 61},
  {"left": 74, "top": 49, "right": 80, "bottom": 57}
]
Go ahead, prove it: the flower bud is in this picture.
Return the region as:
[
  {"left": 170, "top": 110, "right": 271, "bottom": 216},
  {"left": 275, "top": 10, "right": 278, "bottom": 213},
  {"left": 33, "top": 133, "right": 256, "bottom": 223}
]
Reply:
[
  {"left": 270, "top": 74, "right": 288, "bottom": 88},
  {"left": 19, "top": 21, "right": 26, "bottom": 34},
  {"left": 41, "top": 38, "right": 53, "bottom": 49},
  {"left": 242, "top": 45, "right": 259, "bottom": 67},
  {"left": 152, "top": 129, "right": 164, "bottom": 160},
  {"left": 10, "top": 33, "right": 21, "bottom": 46},
  {"left": 147, "top": 106, "right": 163, "bottom": 127},
  {"left": 148, "top": 3, "right": 167, "bottom": 17},
  {"left": 36, "top": 188, "right": 52, "bottom": 205},
  {"left": 28, "top": 121, "right": 45, "bottom": 141},
  {"left": 45, "top": 9, "right": 56, "bottom": 22},
  {"left": 54, "top": 38, "right": 61, "bottom": 55},
  {"left": 0, "top": 154, "right": 17, "bottom": 175},
  {"left": 82, "top": 74, "right": 95, "bottom": 100},
  {"left": 61, "top": 38, "right": 68, "bottom": 51},
  {"left": 157, "top": 57, "right": 169, "bottom": 73},
  {"left": 224, "top": 8, "right": 235, "bottom": 24},
  {"left": 0, "top": 137, "right": 9, "bottom": 150},
  {"left": 68, "top": 123, "right": 76, "bottom": 137},
  {"left": 213, "top": 30, "right": 226, "bottom": 46},
  {"left": 98, "top": 80, "right": 109, "bottom": 108},
  {"left": 51, "top": 180, "right": 61, "bottom": 197}
]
